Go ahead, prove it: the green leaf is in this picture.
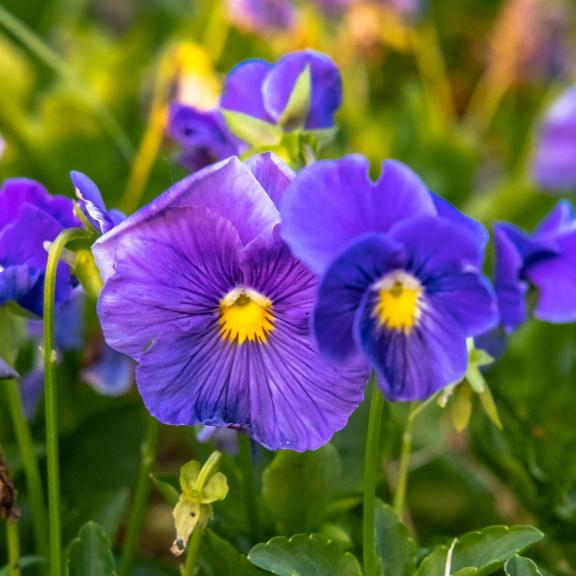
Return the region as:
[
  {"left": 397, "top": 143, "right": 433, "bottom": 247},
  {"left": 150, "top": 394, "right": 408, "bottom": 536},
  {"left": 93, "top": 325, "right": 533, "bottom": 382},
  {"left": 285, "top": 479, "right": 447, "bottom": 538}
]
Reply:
[
  {"left": 374, "top": 500, "right": 416, "bottom": 576},
  {"left": 477, "top": 386, "right": 503, "bottom": 429},
  {"left": 451, "top": 384, "right": 473, "bottom": 432},
  {"left": 150, "top": 474, "right": 180, "bottom": 506},
  {"left": 202, "top": 529, "right": 266, "bottom": 575},
  {"left": 67, "top": 521, "right": 117, "bottom": 576},
  {"left": 417, "top": 525, "right": 544, "bottom": 576},
  {"left": 248, "top": 534, "right": 363, "bottom": 576},
  {"left": 279, "top": 65, "right": 311, "bottom": 130},
  {"left": 222, "top": 110, "right": 282, "bottom": 148},
  {"left": 263, "top": 444, "right": 341, "bottom": 534},
  {"left": 504, "top": 555, "right": 543, "bottom": 576}
]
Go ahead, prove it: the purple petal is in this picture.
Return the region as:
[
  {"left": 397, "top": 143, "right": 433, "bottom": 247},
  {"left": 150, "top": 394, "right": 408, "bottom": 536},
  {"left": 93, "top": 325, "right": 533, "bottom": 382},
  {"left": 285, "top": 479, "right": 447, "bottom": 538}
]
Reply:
[
  {"left": 354, "top": 289, "right": 468, "bottom": 401},
  {"left": 245, "top": 153, "right": 294, "bottom": 209},
  {"left": 137, "top": 311, "right": 367, "bottom": 452},
  {"left": 220, "top": 60, "right": 274, "bottom": 122},
  {"left": 281, "top": 156, "right": 435, "bottom": 275},
  {"left": 431, "top": 193, "right": 489, "bottom": 264},
  {"left": 525, "top": 230, "right": 576, "bottom": 323},
  {"left": 0, "top": 358, "right": 19, "bottom": 380},
  {"left": 388, "top": 216, "right": 498, "bottom": 335},
  {"left": 70, "top": 171, "right": 115, "bottom": 234},
  {"left": 167, "top": 104, "right": 242, "bottom": 172},
  {"left": 21, "top": 369, "right": 45, "bottom": 419},
  {"left": 262, "top": 49, "right": 342, "bottom": 129},
  {"left": 534, "top": 200, "right": 576, "bottom": 238},
  {"left": 533, "top": 87, "right": 576, "bottom": 191},
  {"left": 390, "top": 215, "right": 490, "bottom": 276},
  {"left": 0, "top": 265, "right": 41, "bottom": 310},
  {"left": 93, "top": 158, "right": 279, "bottom": 280},
  {"left": 82, "top": 345, "right": 133, "bottom": 396},
  {"left": 0, "top": 178, "right": 78, "bottom": 230},
  {"left": 0, "top": 204, "right": 74, "bottom": 315},
  {"left": 314, "top": 233, "right": 406, "bottom": 363},
  {"left": 493, "top": 222, "right": 556, "bottom": 332},
  {"left": 97, "top": 206, "right": 243, "bottom": 358},
  {"left": 227, "top": 0, "right": 295, "bottom": 32}
]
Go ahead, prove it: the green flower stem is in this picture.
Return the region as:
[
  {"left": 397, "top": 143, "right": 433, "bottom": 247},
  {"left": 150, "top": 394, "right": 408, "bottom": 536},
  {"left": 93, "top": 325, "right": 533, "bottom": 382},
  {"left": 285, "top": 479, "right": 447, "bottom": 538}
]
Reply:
[
  {"left": 43, "top": 228, "right": 89, "bottom": 576},
  {"left": 393, "top": 403, "right": 417, "bottom": 518},
  {"left": 0, "top": 4, "right": 134, "bottom": 162},
  {"left": 362, "top": 376, "right": 385, "bottom": 576},
  {"left": 5, "top": 380, "right": 48, "bottom": 557},
  {"left": 238, "top": 433, "right": 261, "bottom": 543},
  {"left": 6, "top": 519, "right": 21, "bottom": 576},
  {"left": 183, "top": 525, "right": 203, "bottom": 576},
  {"left": 118, "top": 416, "right": 160, "bottom": 576}
]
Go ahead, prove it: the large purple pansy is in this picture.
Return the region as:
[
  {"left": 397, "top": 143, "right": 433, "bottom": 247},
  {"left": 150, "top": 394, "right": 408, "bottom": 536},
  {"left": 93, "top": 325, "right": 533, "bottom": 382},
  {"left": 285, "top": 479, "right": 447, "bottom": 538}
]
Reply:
[
  {"left": 93, "top": 154, "right": 367, "bottom": 451},
  {"left": 281, "top": 156, "right": 498, "bottom": 401}
]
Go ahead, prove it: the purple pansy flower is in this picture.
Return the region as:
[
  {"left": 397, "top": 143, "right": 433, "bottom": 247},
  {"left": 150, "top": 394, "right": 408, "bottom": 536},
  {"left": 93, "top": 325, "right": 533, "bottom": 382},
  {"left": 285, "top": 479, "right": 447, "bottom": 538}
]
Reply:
[
  {"left": 92, "top": 154, "right": 367, "bottom": 451},
  {"left": 71, "top": 171, "right": 124, "bottom": 234},
  {"left": 533, "top": 87, "right": 576, "bottom": 192},
  {"left": 0, "top": 179, "right": 79, "bottom": 316},
  {"left": 221, "top": 50, "right": 342, "bottom": 131},
  {"left": 227, "top": 0, "right": 295, "bottom": 33},
  {"left": 167, "top": 104, "right": 245, "bottom": 173},
  {"left": 494, "top": 200, "right": 576, "bottom": 333},
  {"left": 281, "top": 155, "right": 498, "bottom": 401}
]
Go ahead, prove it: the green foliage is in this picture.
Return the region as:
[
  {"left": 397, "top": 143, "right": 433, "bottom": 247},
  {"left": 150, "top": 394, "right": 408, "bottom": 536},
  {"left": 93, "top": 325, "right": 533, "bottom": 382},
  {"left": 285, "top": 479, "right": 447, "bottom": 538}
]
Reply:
[
  {"left": 504, "top": 555, "right": 543, "bottom": 576},
  {"left": 262, "top": 444, "right": 341, "bottom": 534},
  {"left": 374, "top": 500, "right": 416, "bottom": 576},
  {"left": 248, "top": 534, "right": 363, "bottom": 576},
  {"left": 66, "top": 522, "right": 117, "bottom": 576},
  {"left": 417, "top": 525, "right": 544, "bottom": 576}
]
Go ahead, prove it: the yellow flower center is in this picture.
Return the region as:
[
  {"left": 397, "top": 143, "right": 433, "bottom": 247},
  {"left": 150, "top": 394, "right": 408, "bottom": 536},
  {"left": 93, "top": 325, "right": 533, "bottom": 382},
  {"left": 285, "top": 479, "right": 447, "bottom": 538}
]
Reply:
[
  {"left": 219, "top": 288, "right": 274, "bottom": 345},
  {"left": 372, "top": 271, "right": 423, "bottom": 333}
]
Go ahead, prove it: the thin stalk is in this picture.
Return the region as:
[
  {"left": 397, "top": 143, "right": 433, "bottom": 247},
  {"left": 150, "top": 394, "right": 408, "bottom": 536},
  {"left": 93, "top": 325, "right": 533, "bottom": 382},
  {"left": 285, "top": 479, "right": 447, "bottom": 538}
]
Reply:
[
  {"left": 393, "top": 403, "right": 416, "bottom": 518},
  {"left": 44, "top": 228, "right": 88, "bottom": 576},
  {"left": 0, "top": 4, "right": 134, "bottom": 162},
  {"left": 120, "top": 44, "right": 179, "bottom": 214},
  {"left": 6, "top": 519, "right": 21, "bottom": 576},
  {"left": 5, "top": 381, "right": 48, "bottom": 556},
  {"left": 203, "top": 0, "right": 230, "bottom": 64},
  {"left": 362, "top": 378, "right": 385, "bottom": 576},
  {"left": 238, "top": 433, "right": 260, "bottom": 543},
  {"left": 118, "top": 416, "right": 160, "bottom": 576},
  {"left": 409, "top": 23, "right": 456, "bottom": 132},
  {"left": 182, "top": 525, "right": 203, "bottom": 576}
]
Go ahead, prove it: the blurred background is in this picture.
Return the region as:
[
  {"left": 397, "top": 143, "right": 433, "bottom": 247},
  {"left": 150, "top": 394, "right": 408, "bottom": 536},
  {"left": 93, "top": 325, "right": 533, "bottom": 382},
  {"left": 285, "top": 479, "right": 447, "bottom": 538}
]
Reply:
[{"left": 1, "top": 0, "right": 576, "bottom": 574}]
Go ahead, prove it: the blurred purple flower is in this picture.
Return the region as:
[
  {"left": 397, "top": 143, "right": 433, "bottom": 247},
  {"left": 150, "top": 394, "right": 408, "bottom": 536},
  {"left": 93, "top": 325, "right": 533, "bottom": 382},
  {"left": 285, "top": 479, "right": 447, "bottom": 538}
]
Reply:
[
  {"left": 494, "top": 201, "right": 576, "bottom": 332},
  {"left": 23, "top": 289, "right": 134, "bottom": 418},
  {"left": 281, "top": 156, "right": 498, "bottom": 401},
  {"left": 0, "top": 179, "right": 79, "bottom": 316},
  {"left": 167, "top": 104, "right": 245, "bottom": 173},
  {"left": 93, "top": 154, "right": 367, "bottom": 451},
  {"left": 221, "top": 49, "right": 342, "bottom": 131},
  {"left": 197, "top": 426, "right": 239, "bottom": 455},
  {"left": 227, "top": 0, "right": 295, "bottom": 33},
  {"left": 533, "top": 88, "right": 576, "bottom": 192}
]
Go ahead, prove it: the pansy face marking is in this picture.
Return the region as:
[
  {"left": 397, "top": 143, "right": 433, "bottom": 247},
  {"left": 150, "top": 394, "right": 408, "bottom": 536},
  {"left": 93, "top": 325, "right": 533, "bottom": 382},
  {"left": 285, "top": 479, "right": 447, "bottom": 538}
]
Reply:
[
  {"left": 372, "top": 270, "right": 423, "bottom": 334},
  {"left": 219, "top": 287, "right": 274, "bottom": 344}
]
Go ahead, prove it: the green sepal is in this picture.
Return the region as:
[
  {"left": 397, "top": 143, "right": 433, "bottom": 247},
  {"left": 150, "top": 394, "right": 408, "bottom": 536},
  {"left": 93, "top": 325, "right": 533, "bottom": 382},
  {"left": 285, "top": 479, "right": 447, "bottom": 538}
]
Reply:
[
  {"left": 222, "top": 109, "right": 282, "bottom": 148},
  {"left": 279, "top": 65, "right": 312, "bottom": 131},
  {"left": 504, "top": 555, "right": 543, "bottom": 576},
  {"left": 73, "top": 249, "right": 104, "bottom": 299}
]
